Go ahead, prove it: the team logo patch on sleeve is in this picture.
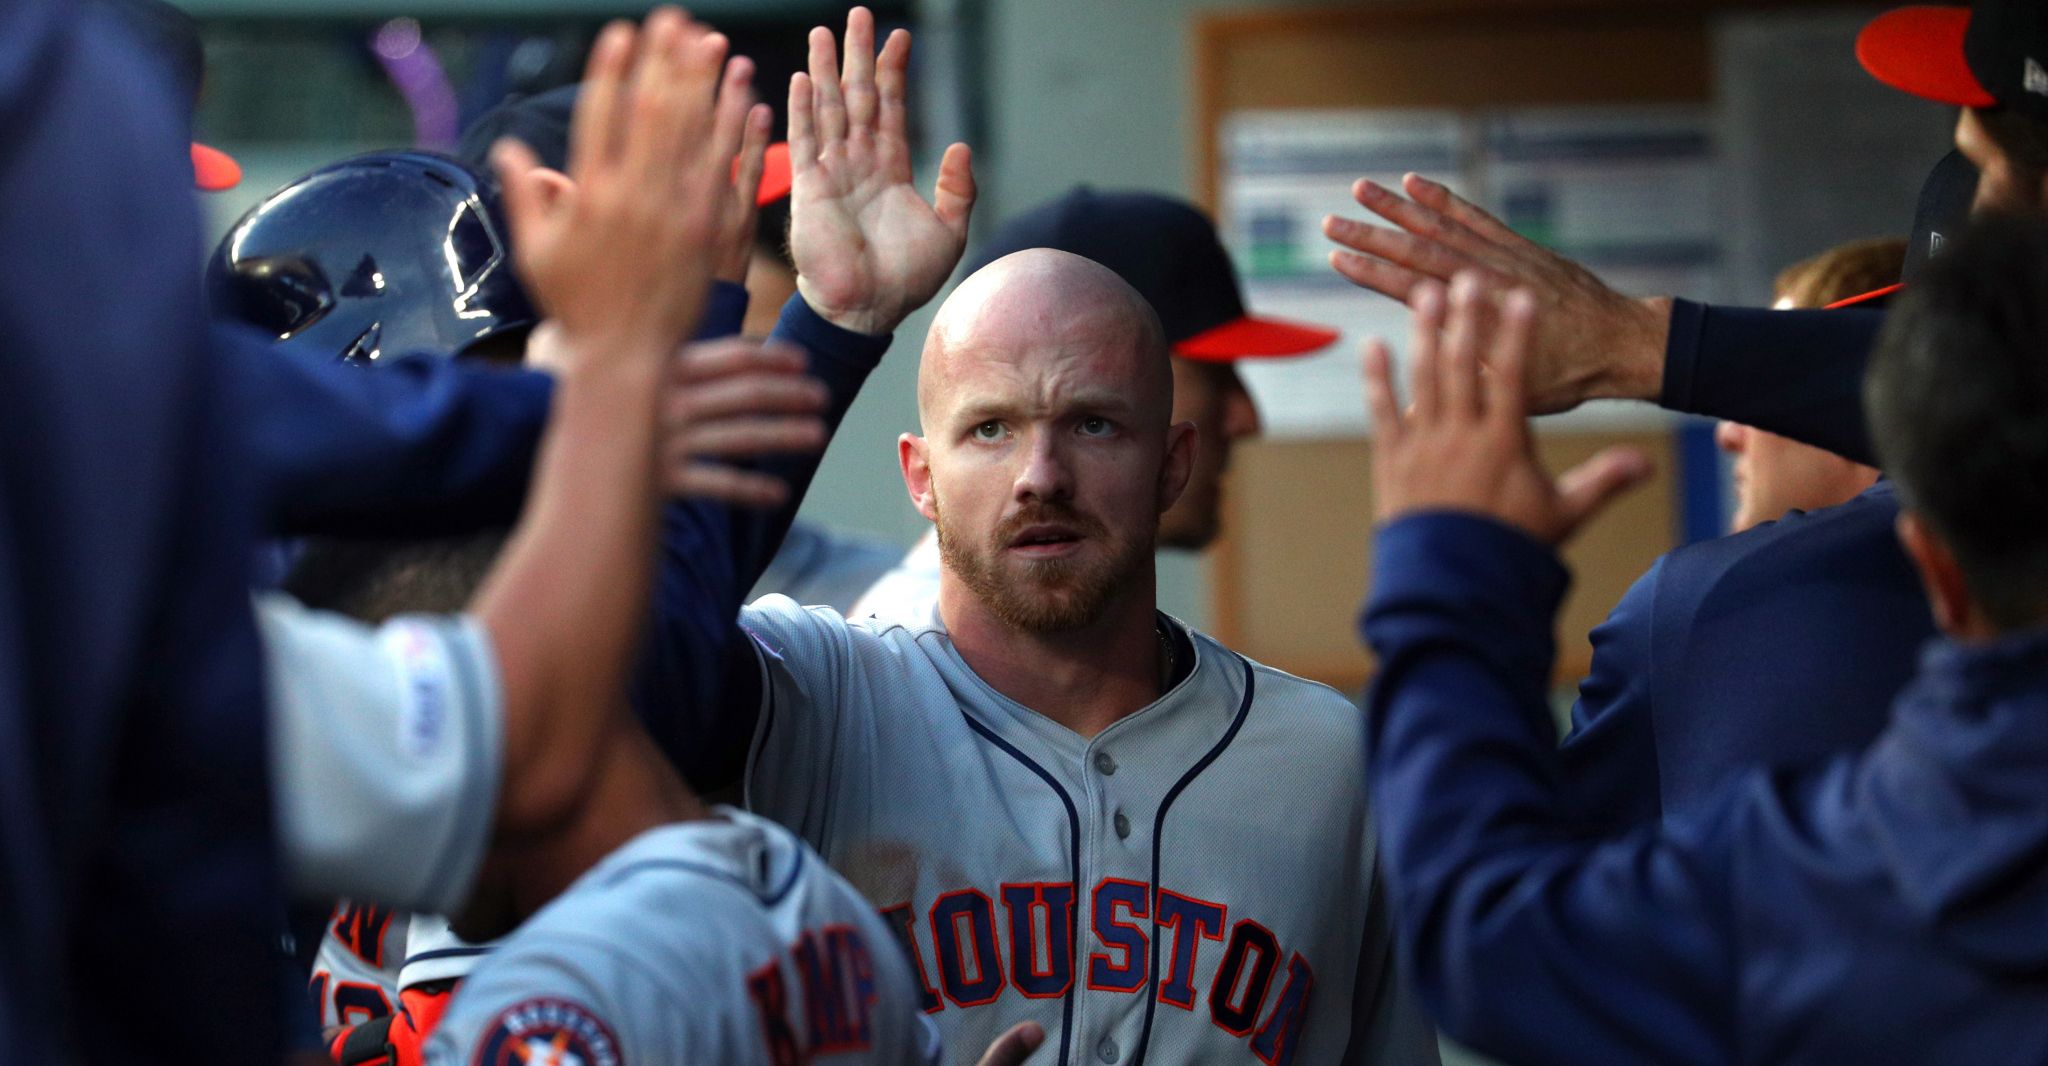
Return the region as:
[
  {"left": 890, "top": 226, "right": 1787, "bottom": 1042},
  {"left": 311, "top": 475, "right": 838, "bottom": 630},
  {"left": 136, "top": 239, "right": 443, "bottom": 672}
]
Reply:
[{"left": 471, "top": 997, "right": 622, "bottom": 1066}]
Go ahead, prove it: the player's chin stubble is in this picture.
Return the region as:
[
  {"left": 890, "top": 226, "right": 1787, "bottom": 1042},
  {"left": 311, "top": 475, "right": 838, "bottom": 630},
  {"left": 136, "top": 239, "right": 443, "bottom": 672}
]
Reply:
[{"left": 934, "top": 495, "right": 1151, "bottom": 634}]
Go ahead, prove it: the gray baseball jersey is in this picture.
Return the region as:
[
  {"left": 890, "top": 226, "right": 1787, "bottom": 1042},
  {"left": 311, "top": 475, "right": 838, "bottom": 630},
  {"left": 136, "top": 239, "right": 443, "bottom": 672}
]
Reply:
[
  {"left": 425, "top": 807, "right": 942, "bottom": 1066},
  {"left": 738, "top": 595, "right": 1438, "bottom": 1066},
  {"left": 256, "top": 592, "right": 501, "bottom": 917}
]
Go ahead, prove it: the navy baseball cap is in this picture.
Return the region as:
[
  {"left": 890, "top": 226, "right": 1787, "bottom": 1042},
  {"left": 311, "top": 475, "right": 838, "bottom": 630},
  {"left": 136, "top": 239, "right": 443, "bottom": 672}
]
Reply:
[
  {"left": 959, "top": 186, "right": 1338, "bottom": 362},
  {"left": 1857, "top": 1, "right": 2048, "bottom": 121},
  {"left": 458, "top": 84, "right": 792, "bottom": 206},
  {"left": 1826, "top": 149, "right": 1979, "bottom": 309},
  {"left": 93, "top": 0, "right": 241, "bottom": 190}
]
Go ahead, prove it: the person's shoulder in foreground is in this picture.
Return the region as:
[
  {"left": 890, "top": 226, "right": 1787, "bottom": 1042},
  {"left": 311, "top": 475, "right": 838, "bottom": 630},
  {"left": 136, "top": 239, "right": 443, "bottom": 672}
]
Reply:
[
  {"left": 0, "top": 2, "right": 283, "bottom": 1061},
  {"left": 1561, "top": 479, "right": 1932, "bottom": 826},
  {"left": 423, "top": 807, "right": 939, "bottom": 1065}
]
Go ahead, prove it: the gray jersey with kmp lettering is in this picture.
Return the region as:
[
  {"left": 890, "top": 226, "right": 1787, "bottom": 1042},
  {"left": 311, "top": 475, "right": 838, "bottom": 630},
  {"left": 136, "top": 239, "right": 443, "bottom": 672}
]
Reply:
[
  {"left": 425, "top": 807, "right": 942, "bottom": 1066},
  {"left": 738, "top": 595, "right": 1439, "bottom": 1066}
]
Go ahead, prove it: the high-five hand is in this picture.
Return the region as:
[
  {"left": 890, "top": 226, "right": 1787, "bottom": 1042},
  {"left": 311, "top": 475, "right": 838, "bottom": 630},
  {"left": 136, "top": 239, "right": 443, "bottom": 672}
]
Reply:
[
  {"left": 1328, "top": 173, "right": 1672, "bottom": 415},
  {"left": 490, "top": 8, "right": 755, "bottom": 359},
  {"left": 788, "top": 6, "right": 976, "bottom": 336},
  {"left": 1364, "top": 271, "right": 1653, "bottom": 545}
]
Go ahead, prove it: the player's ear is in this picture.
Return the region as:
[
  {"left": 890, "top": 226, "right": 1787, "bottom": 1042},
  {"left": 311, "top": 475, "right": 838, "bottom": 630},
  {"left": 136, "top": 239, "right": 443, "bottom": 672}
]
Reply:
[
  {"left": 900, "top": 432, "right": 938, "bottom": 522},
  {"left": 1158, "top": 420, "right": 1197, "bottom": 514},
  {"left": 1896, "top": 510, "right": 1980, "bottom": 637}
]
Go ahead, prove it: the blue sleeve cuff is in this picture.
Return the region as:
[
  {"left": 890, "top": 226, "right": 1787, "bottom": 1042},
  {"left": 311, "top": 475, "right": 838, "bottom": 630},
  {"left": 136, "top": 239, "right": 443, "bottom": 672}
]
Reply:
[
  {"left": 697, "top": 280, "right": 750, "bottom": 340},
  {"left": 772, "top": 294, "right": 892, "bottom": 371}
]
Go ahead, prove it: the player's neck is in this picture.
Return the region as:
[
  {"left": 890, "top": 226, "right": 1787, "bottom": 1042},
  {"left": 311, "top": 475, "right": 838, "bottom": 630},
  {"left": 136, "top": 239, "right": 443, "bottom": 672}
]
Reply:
[
  {"left": 507, "top": 725, "right": 710, "bottom": 916},
  {"left": 939, "top": 571, "right": 1167, "bottom": 739}
]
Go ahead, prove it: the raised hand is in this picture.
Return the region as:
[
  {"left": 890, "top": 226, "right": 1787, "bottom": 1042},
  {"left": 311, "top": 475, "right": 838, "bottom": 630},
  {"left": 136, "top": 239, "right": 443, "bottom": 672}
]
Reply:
[
  {"left": 1364, "top": 271, "right": 1652, "bottom": 545},
  {"left": 1327, "top": 173, "right": 1671, "bottom": 415},
  {"left": 714, "top": 100, "right": 776, "bottom": 285},
  {"left": 490, "top": 9, "right": 755, "bottom": 360},
  {"left": 787, "top": 6, "right": 976, "bottom": 335}
]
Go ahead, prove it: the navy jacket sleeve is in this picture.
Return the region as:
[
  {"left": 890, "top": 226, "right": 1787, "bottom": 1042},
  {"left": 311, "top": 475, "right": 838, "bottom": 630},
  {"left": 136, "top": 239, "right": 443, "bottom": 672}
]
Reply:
[
  {"left": 1555, "top": 560, "right": 1664, "bottom": 829},
  {"left": 1360, "top": 514, "right": 1738, "bottom": 1066},
  {"left": 230, "top": 324, "right": 554, "bottom": 537},
  {"left": 1661, "top": 299, "right": 1883, "bottom": 465},
  {"left": 632, "top": 295, "right": 892, "bottom": 786},
  {"left": 244, "top": 281, "right": 748, "bottom": 538},
  {"left": 0, "top": 5, "right": 280, "bottom": 1062}
]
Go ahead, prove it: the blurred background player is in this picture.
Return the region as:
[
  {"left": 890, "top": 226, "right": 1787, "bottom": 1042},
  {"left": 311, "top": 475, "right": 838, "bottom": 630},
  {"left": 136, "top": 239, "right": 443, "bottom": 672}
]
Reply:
[
  {"left": 1715, "top": 237, "right": 1899, "bottom": 533},
  {"left": 853, "top": 186, "right": 1337, "bottom": 618}
]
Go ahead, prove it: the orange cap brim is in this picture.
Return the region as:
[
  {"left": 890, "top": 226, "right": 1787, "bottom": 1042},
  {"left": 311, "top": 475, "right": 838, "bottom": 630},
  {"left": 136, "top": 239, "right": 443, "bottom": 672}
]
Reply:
[
  {"left": 1825, "top": 282, "right": 1906, "bottom": 310},
  {"left": 1174, "top": 315, "right": 1340, "bottom": 362},
  {"left": 1857, "top": 6, "right": 1995, "bottom": 108},
  {"left": 192, "top": 142, "right": 242, "bottom": 192},
  {"left": 731, "top": 142, "right": 793, "bottom": 207}
]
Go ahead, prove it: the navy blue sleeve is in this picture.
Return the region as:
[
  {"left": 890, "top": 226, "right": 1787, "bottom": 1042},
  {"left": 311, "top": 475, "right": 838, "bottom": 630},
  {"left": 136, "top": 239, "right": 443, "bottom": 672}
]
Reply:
[
  {"left": 0, "top": 4, "right": 280, "bottom": 1062},
  {"left": 229, "top": 324, "right": 553, "bottom": 537},
  {"left": 1661, "top": 299, "right": 1883, "bottom": 465},
  {"left": 1556, "top": 559, "right": 1665, "bottom": 829},
  {"left": 1360, "top": 513, "right": 1737, "bottom": 1066},
  {"left": 243, "top": 281, "right": 746, "bottom": 539},
  {"left": 632, "top": 294, "right": 892, "bottom": 788}
]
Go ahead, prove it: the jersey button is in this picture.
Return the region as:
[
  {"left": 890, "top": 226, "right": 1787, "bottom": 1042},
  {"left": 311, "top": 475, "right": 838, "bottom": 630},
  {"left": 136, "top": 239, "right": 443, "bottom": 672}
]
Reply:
[
  {"left": 1098, "top": 1037, "right": 1120, "bottom": 1063},
  {"left": 1114, "top": 811, "right": 1131, "bottom": 839},
  {"left": 1094, "top": 752, "right": 1118, "bottom": 776}
]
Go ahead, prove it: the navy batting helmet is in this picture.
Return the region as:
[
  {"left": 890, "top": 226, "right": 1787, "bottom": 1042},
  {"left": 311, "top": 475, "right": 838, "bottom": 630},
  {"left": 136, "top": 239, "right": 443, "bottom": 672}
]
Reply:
[{"left": 207, "top": 151, "right": 535, "bottom": 365}]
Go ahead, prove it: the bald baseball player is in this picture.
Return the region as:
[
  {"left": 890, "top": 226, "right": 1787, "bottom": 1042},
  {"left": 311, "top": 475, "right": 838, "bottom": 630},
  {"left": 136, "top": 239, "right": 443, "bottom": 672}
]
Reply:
[
  {"left": 716, "top": 248, "right": 1435, "bottom": 1064},
  {"left": 854, "top": 187, "right": 1336, "bottom": 619}
]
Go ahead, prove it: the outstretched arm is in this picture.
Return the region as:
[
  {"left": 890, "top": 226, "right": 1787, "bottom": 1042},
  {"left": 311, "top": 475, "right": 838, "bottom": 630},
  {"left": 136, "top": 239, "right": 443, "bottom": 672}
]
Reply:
[
  {"left": 1357, "top": 273, "right": 1738, "bottom": 1064},
  {"left": 1325, "top": 174, "right": 1882, "bottom": 463}
]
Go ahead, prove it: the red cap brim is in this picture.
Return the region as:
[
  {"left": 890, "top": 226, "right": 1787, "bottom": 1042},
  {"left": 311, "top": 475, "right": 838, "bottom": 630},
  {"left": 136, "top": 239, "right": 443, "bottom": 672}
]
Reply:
[
  {"left": 1857, "top": 6, "right": 1995, "bottom": 108},
  {"left": 1173, "top": 315, "right": 1339, "bottom": 361},
  {"left": 1825, "top": 282, "right": 1905, "bottom": 310},
  {"left": 192, "top": 142, "right": 242, "bottom": 192},
  {"left": 735, "top": 142, "right": 794, "bottom": 207}
]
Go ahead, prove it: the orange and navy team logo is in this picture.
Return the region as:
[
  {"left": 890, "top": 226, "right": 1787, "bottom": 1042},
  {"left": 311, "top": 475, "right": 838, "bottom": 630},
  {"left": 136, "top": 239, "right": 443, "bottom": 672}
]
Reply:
[{"left": 471, "top": 997, "right": 622, "bottom": 1066}]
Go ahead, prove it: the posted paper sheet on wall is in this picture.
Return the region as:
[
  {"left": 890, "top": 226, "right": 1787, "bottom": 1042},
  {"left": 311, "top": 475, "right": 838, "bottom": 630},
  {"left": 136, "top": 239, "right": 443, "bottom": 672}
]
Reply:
[{"left": 1219, "top": 106, "right": 1725, "bottom": 437}]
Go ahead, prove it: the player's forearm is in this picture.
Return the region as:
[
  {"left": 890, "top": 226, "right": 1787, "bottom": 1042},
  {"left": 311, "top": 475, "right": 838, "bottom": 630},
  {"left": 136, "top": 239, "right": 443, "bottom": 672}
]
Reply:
[{"left": 476, "top": 346, "right": 667, "bottom": 834}]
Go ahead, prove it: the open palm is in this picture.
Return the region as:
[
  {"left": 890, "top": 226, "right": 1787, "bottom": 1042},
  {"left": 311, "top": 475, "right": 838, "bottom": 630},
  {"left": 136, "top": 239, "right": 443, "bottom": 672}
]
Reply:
[{"left": 788, "top": 7, "right": 975, "bottom": 336}]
